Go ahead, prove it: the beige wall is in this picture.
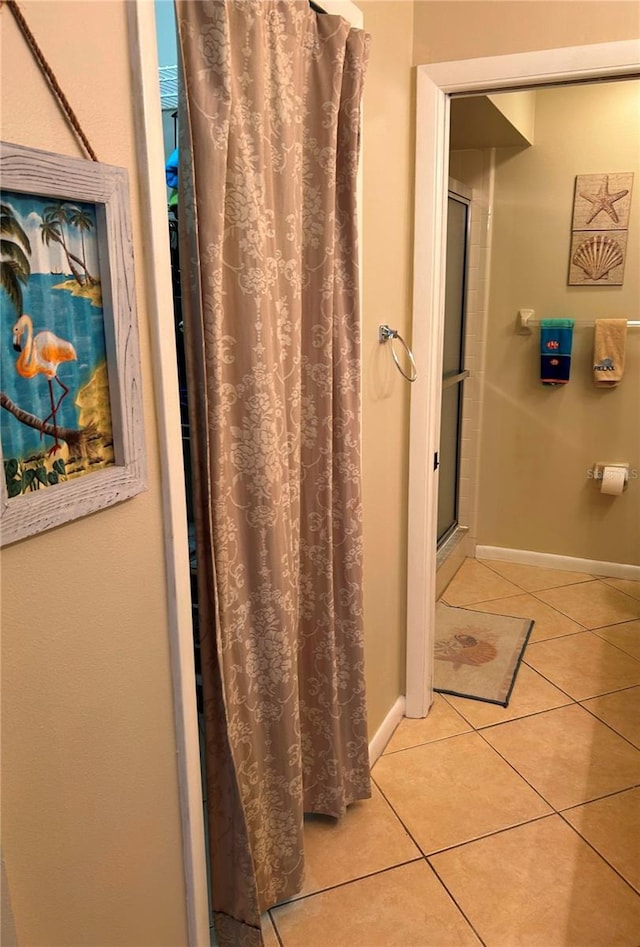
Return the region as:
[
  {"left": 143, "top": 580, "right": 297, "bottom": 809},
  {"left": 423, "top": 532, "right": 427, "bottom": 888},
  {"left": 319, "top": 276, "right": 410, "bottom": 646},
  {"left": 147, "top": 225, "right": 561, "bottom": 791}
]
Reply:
[
  {"left": 1, "top": 3, "right": 189, "bottom": 945},
  {"left": 359, "top": 0, "right": 415, "bottom": 732},
  {"left": 413, "top": 1, "right": 640, "bottom": 64},
  {"left": 478, "top": 80, "right": 640, "bottom": 564},
  {"left": 488, "top": 92, "right": 536, "bottom": 145},
  {"left": 361, "top": 1, "right": 640, "bottom": 724}
]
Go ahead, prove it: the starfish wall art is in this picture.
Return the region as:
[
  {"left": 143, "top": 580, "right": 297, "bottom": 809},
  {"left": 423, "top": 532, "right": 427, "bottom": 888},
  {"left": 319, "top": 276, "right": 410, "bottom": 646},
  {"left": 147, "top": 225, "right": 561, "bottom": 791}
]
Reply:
[{"left": 569, "top": 172, "right": 634, "bottom": 286}]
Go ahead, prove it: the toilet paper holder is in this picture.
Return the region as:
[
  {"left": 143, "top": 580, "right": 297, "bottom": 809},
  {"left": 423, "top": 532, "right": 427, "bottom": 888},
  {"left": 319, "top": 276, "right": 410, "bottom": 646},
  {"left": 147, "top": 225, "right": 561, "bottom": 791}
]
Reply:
[{"left": 591, "top": 463, "right": 629, "bottom": 490}]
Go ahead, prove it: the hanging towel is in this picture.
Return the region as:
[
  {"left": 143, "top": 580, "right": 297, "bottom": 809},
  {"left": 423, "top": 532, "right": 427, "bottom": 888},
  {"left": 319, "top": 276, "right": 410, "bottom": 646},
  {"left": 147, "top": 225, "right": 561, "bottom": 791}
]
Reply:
[
  {"left": 540, "top": 319, "right": 575, "bottom": 385},
  {"left": 593, "top": 319, "right": 628, "bottom": 388},
  {"left": 165, "top": 147, "right": 179, "bottom": 189}
]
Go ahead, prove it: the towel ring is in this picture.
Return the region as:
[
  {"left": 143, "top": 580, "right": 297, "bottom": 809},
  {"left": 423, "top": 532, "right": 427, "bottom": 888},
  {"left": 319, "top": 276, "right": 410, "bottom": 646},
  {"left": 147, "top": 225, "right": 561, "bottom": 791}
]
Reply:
[{"left": 379, "top": 324, "right": 417, "bottom": 382}]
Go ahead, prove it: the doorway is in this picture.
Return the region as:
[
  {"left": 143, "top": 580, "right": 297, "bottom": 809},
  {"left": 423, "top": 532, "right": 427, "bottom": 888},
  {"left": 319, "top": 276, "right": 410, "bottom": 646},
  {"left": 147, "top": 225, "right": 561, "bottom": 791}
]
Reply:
[{"left": 405, "top": 40, "right": 640, "bottom": 719}]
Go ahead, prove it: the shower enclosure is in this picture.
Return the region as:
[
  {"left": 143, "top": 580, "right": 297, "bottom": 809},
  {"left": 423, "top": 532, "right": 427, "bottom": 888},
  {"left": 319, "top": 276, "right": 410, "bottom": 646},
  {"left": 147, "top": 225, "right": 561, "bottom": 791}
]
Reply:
[{"left": 437, "top": 189, "right": 470, "bottom": 546}]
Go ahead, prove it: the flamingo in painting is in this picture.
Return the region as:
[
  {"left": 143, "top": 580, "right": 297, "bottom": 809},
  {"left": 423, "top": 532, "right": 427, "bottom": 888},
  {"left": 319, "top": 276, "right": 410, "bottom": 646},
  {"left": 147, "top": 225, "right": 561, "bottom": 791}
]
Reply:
[{"left": 12, "top": 314, "right": 77, "bottom": 455}]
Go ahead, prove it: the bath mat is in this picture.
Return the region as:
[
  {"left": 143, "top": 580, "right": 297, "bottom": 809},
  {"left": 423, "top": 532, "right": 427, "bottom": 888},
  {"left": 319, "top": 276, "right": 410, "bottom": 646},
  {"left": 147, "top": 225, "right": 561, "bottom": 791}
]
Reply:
[{"left": 434, "top": 603, "right": 534, "bottom": 706}]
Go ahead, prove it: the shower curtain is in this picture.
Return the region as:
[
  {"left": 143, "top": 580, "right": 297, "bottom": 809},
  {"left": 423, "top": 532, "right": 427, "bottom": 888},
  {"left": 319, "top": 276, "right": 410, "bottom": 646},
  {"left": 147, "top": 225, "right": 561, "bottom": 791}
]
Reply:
[{"left": 175, "top": 2, "right": 371, "bottom": 943}]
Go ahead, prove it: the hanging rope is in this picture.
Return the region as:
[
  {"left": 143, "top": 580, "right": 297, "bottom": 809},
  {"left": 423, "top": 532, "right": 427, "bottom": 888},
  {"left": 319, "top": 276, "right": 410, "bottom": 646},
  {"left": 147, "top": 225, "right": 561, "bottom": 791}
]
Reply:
[{"left": 1, "top": 0, "right": 99, "bottom": 161}]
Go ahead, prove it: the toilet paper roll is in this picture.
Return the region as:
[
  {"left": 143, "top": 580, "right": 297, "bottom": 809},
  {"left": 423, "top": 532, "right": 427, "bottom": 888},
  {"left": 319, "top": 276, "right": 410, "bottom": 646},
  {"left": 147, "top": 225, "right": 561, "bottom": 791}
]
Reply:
[{"left": 600, "top": 466, "right": 626, "bottom": 496}]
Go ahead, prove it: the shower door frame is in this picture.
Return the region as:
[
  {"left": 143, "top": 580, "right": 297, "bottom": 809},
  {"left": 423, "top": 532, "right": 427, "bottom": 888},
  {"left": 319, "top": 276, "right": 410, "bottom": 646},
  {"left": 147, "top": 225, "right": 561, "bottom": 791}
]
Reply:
[
  {"left": 406, "top": 39, "right": 640, "bottom": 719},
  {"left": 437, "top": 185, "right": 471, "bottom": 547}
]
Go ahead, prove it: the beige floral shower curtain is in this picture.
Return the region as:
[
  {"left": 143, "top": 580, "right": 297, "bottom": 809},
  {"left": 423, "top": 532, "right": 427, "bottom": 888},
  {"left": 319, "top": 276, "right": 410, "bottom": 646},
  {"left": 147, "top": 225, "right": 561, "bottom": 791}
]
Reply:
[{"left": 176, "top": 1, "right": 371, "bottom": 943}]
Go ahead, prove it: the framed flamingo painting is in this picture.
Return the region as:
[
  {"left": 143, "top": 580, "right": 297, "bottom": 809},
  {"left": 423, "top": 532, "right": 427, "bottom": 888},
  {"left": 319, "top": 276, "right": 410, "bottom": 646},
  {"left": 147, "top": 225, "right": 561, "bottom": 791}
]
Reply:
[{"left": 0, "top": 141, "right": 146, "bottom": 545}]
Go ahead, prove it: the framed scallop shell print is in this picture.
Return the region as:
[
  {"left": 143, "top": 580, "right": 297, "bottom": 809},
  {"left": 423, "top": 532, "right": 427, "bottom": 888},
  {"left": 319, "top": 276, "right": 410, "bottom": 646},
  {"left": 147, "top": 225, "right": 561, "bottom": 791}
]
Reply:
[{"left": 568, "top": 230, "right": 628, "bottom": 286}]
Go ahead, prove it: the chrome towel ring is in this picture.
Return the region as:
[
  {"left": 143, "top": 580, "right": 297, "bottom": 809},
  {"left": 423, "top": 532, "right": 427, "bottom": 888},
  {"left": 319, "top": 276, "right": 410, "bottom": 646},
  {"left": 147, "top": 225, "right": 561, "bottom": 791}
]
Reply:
[{"left": 378, "top": 324, "right": 417, "bottom": 382}]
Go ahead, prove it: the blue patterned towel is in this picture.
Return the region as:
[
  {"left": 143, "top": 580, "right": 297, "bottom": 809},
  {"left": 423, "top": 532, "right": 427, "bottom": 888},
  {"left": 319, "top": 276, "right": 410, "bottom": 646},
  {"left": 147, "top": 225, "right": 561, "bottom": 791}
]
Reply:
[{"left": 540, "top": 319, "right": 575, "bottom": 386}]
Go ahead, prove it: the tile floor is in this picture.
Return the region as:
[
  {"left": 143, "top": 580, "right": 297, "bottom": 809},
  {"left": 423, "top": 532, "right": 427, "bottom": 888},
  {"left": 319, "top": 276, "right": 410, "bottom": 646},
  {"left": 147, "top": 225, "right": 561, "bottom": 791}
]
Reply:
[{"left": 265, "top": 559, "right": 640, "bottom": 947}]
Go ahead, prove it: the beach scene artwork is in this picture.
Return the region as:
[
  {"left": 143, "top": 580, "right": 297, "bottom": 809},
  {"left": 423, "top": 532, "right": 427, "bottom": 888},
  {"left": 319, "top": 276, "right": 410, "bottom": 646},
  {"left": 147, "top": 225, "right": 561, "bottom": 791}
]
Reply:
[{"left": 1, "top": 191, "right": 115, "bottom": 498}]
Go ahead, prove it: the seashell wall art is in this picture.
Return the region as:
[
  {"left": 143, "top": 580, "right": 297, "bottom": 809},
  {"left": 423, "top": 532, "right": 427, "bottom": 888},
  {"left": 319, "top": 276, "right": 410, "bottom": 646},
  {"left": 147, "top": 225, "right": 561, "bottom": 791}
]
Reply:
[
  {"left": 569, "top": 231, "right": 628, "bottom": 286},
  {"left": 568, "top": 172, "right": 633, "bottom": 286},
  {"left": 572, "top": 172, "right": 633, "bottom": 231}
]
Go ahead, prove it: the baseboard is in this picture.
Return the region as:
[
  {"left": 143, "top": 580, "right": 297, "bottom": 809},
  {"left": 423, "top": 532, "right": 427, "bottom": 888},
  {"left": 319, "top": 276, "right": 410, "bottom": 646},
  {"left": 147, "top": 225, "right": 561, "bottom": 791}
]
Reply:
[
  {"left": 368, "top": 695, "right": 406, "bottom": 766},
  {"left": 476, "top": 545, "right": 640, "bottom": 581}
]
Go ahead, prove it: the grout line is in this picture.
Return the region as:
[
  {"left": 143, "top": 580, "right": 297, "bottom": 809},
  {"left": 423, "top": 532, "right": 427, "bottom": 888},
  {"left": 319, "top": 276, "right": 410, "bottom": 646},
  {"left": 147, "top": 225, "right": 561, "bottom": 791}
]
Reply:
[
  {"left": 526, "top": 589, "right": 591, "bottom": 629},
  {"left": 477, "top": 560, "right": 598, "bottom": 595},
  {"left": 591, "top": 628, "right": 640, "bottom": 662},
  {"left": 472, "top": 723, "right": 561, "bottom": 810},
  {"left": 595, "top": 580, "right": 640, "bottom": 611},
  {"left": 577, "top": 698, "right": 640, "bottom": 752},
  {"left": 521, "top": 656, "right": 640, "bottom": 709},
  {"left": 442, "top": 593, "right": 524, "bottom": 609},
  {"left": 271, "top": 854, "right": 424, "bottom": 908},
  {"left": 381, "top": 726, "right": 473, "bottom": 756},
  {"left": 527, "top": 630, "right": 588, "bottom": 643},
  {"left": 422, "top": 858, "right": 489, "bottom": 947},
  {"left": 560, "top": 783, "right": 640, "bottom": 814},
  {"left": 437, "top": 673, "right": 573, "bottom": 726},
  {"left": 476, "top": 559, "right": 532, "bottom": 594},
  {"left": 527, "top": 628, "right": 590, "bottom": 645},
  {"left": 557, "top": 808, "right": 640, "bottom": 897},
  {"left": 425, "top": 811, "right": 555, "bottom": 859},
  {"left": 554, "top": 780, "right": 640, "bottom": 811},
  {"left": 577, "top": 681, "right": 640, "bottom": 702},
  {"left": 528, "top": 583, "right": 640, "bottom": 631},
  {"left": 591, "top": 614, "right": 640, "bottom": 630},
  {"left": 463, "top": 698, "right": 574, "bottom": 732},
  {"left": 511, "top": 661, "right": 577, "bottom": 705},
  {"left": 580, "top": 681, "right": 640, "bottom": 698},
  {"left": 267, "top": 909, "right": 285, "bottom": 947},
  {"left": 371, "top": 775, "right": 428, "bottom": 856}
]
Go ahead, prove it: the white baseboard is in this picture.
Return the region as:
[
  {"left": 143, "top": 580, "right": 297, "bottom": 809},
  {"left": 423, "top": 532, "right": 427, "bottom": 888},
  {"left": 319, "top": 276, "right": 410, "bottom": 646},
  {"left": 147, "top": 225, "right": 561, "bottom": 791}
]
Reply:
[
  {"left": 368, "top": 696, "right": 406, "bottom": 766},
  {"left": 476, "top": 545, "right": 640, "bottom": 581}
]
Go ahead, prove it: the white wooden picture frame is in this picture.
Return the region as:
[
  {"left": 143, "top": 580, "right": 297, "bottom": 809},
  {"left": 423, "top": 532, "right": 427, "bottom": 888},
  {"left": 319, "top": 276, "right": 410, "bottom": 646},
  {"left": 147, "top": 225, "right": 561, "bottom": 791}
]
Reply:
[{"left": 0, "top": 140, "right": 146, "bottom": 546}]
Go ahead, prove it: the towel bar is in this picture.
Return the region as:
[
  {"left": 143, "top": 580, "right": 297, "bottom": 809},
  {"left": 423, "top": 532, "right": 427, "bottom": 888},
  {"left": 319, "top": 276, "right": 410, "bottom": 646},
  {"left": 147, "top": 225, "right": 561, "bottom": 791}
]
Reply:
[{"left": 518, "top": 310, "right": 640, "bottom": 334}]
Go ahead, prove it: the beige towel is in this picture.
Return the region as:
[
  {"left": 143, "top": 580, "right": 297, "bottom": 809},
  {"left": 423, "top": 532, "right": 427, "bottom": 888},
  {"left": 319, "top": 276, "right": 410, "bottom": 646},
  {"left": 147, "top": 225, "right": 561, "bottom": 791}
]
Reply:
[{"left": 593, "top": 319, "right": 628, "bottom": 387}]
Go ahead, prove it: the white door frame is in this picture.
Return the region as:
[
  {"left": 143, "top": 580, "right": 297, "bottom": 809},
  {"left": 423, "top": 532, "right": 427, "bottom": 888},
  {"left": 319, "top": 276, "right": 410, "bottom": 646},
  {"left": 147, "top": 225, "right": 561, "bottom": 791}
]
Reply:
[
  {"left": 126, "top": 4, "right": 209, "bottom": 944},
  {"left": 127, "top": 2, "right": 363, "bottom": 943},
  {"left": 406, "top": 39, "right": 640, "bottom": 719}
]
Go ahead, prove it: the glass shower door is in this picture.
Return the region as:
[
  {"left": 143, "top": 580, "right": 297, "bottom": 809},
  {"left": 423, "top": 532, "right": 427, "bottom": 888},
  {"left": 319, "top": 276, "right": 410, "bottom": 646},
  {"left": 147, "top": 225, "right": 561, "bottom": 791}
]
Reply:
[{"left": 437, "top": 192, "right": 470, "bottom": 545}]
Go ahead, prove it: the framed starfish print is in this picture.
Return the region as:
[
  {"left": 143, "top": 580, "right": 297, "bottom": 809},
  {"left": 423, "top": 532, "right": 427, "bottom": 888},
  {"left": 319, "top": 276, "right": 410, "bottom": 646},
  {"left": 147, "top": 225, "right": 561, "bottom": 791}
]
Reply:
[
  {"left": 0, "top": 140, "right": 146, "bottom": 546},
  {"left": 569, "top": 172, "right": 633, "bottom": 286},
  {"left": 572, "top": 172, "right": 634, "bottom": 231}
]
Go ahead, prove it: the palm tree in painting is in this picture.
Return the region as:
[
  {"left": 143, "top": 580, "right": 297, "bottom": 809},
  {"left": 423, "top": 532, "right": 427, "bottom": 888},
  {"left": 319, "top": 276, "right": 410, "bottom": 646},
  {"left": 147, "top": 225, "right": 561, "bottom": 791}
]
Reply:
[
  {"left": 0, "top": 202, "right": 32, "bottom": 315},
  {"left": 66, "top": 205, "right": 96, "bottom": 284},
  {"left": 40, "top": 203, "right": 90, "bottom": 286}
]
